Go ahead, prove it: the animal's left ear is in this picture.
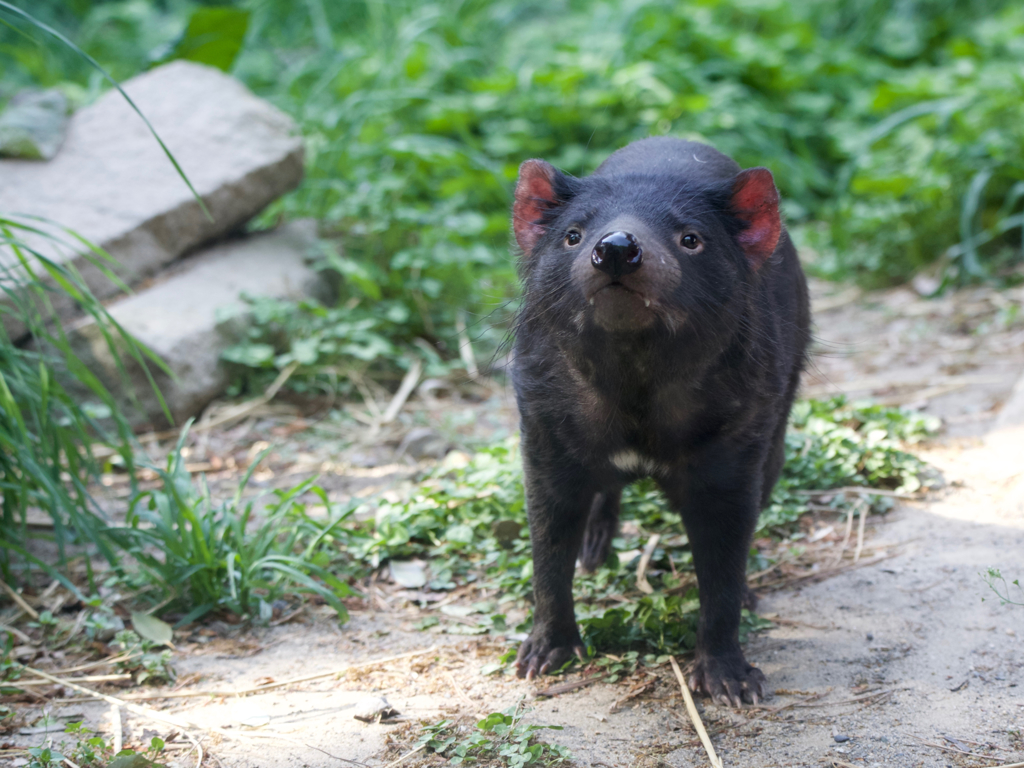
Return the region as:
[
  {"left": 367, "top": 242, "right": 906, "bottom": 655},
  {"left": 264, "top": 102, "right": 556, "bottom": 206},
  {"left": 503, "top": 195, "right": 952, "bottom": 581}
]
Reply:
[
  {"left": 513, "top": 159, "right": 565, "bottom": 256},
  {"left": 731, "top": 168, "right": 781, "bottom": 268}
]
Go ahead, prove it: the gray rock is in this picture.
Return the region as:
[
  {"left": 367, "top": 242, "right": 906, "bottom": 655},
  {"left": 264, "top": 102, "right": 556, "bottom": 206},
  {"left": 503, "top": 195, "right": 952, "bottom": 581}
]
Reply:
[
  {"left": 0, "top": 89, "right": 69, "bottom": 160},
  {"left": 398, "top": 426, "right": 450, "bottom": 460},
  {"left": 0, "top": 60, "right": 303, "bottom": 334},
  {"left": 389, "top": 560, "right": 428, "bottom": 589},
  {"left": 70, "top": 221, "right": 326, "bottom": 427}
]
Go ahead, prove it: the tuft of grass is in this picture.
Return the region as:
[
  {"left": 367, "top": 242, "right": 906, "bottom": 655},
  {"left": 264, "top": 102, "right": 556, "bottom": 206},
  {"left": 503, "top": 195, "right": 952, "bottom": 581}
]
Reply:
[
  {"left": 0, "top": 214, "right": 168, "bottom": 593},
  {"left": 111, "top": 425, "right": 361, "bottom": 625},
  {"left": 0, "top": 0, "right": 226, "bottom": 592}
]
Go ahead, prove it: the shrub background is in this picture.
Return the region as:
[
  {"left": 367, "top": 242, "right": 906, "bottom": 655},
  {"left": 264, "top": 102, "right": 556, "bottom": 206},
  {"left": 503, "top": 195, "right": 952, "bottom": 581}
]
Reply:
[{"left": 3, "top": 0, "right": 1023, "bottom": 372}]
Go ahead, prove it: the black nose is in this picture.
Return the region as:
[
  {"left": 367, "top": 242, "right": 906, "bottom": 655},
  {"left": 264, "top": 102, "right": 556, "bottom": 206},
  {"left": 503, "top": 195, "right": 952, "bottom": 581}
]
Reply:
[{"left": 591, "top": 231, "right": 642, "bottom": 278}]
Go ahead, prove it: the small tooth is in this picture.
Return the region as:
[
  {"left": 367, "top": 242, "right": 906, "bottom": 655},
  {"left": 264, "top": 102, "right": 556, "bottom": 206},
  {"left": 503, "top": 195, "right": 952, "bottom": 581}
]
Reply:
[
  {"left": 644, "top": 299, "right": 651, "bottom": 308},
  {"left": 589, "top": 297, "right": 595, "bottom": 305}
]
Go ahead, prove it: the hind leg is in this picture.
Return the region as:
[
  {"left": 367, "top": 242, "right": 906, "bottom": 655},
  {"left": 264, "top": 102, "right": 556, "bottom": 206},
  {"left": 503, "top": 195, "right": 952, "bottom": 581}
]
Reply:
[{"left": 579, "top": 488, "right": 622, "bottom": 572}]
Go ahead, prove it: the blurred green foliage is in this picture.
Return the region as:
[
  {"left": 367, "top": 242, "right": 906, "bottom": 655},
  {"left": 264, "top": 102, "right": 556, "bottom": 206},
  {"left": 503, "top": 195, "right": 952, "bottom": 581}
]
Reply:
[{"left": 2, "top": 0, "right": 1023, "bottom": 372}]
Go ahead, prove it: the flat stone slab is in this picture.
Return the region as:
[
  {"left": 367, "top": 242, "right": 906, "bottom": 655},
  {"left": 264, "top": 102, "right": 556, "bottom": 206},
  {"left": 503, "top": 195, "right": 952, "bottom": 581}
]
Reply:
[
  {"left": 0, "top": 60, "right": 303, "bottom": 329},
  {"left": 71, "top": 221, "right": 326, "bottom": 428}
]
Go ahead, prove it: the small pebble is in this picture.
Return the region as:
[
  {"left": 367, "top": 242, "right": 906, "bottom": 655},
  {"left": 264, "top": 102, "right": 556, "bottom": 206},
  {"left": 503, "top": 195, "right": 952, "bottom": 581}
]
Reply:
[
  {"left": 353, "top": 695, "right": 398, "bottom": 723},
  {"left": 833, "top": 733, "right": 851, "bottom": 743}
]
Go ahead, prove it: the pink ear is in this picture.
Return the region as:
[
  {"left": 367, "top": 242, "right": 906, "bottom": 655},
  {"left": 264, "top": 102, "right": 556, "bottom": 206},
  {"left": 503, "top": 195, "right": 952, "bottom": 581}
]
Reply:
[
  {"left": 513, "top": 159, "right": 559, "bottom": 255},
  {"left": 731, "top": 168, "right": 781, "bottom": 268}
]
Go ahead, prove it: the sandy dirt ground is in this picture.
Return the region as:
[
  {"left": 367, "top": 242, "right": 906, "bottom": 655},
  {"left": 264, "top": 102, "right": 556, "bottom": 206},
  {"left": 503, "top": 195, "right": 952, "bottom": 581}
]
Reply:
[{"left": 5, "top": 279, "right": 1024, "bottom": 768}]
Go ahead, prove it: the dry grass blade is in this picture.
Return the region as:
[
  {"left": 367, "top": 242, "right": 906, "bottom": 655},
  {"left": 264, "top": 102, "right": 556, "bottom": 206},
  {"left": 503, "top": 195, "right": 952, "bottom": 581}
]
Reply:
[
  {"left": 443, "top": 669, "right": 477, "bottom": 710},
  {"left": 757, "top": 550, "right": 901, "bottom": 591},
  {"left": 812, "top": 285, "right": 862, "bottom": 313},
  {"left": 854, "top": 497, "right": 868, "bottom": 563},
  {"left": 534, "top": 673, "right": 609, "bottom": 698},
  {"left": 635, "top": 533, "right": 660, "bottom": 595},
  {"left": 110, "top": 702, "right": 122, "bottom": 754},
  {"left": 455, "top": 310, "right": 479, "bottom": 380},
  {"left": 752, "top": 690, "right": 828, "bottom": 719},
  {"left": 0, "top": 580, "right": 40, "bottom": 620},
  {"left": 14, "top": 673, "right": 131, "bottom": 686},
  {"left": 43, "top": 652, "right": 142, "bottom": 676},
  {"left": 383, "top": 742, "right": 427, "bottom": 768},
  {"left": 0, "top": 622, "right": 33, "bottom": 643},
  {"left": 381, "top": 358, "right": 422, "bottom": 424},
  {"left": 108, "top": 645, "right": 439, "bottom": 700},
  {"left": 23, "top": 666, "right": 203, "bottom": 768},
  {"left": 668, "top": 656, "right": 723, "bottom": 768},
  {"left": 834, "top": 505, "right": 856, "bottom": 565},
  {"left": 793, "top": 688, "right": 901, "bottom": 708},
  {"left": 909, "top": 735, "right": 1018, "bottom": 762},
  {"left": 795, "top": 487, "right": 920, "bottom": 500},
  {"left": 194, "top": 360, "right": 300, "bottom": 432},
  {"left": 609, "top": 677, "right": 658, "bottom": 713},
  {"left": 227, "top": 728, "right": 369, "bottom": 766}
]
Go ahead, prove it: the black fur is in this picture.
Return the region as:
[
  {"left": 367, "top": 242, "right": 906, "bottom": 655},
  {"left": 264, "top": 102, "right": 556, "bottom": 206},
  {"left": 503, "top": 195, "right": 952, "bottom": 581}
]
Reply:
[{"left": 510, "top": 137, "right": 810, "bottom": 705}]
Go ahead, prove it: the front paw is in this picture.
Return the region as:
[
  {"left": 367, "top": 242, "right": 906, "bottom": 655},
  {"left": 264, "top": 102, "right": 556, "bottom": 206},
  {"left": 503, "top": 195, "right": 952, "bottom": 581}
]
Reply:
[
  {"left": 688, "top": 652, "right": 766, "bottom": 706},
  {"left": 515, "top": 625, "right": 585, "bottom": 680}
]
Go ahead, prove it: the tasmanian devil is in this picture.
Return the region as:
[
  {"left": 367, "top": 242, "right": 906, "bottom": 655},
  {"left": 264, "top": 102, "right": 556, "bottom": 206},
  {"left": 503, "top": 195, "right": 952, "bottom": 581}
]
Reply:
[{"left": 509, "top": 137, "right": 810, "bottom": 705}]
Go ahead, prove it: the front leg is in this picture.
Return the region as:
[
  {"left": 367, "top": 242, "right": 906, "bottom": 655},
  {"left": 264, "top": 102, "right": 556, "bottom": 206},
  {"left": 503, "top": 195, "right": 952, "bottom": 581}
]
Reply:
[
  {"left": 515, "top": 456, "right": 595, "bottom": 680},
  {"left": 662, "top": 445, "right": 767, "bottom": 706}
]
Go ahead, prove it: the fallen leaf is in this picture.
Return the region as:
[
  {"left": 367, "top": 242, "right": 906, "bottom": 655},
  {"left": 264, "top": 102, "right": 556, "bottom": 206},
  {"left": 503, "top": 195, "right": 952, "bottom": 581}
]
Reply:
[{"left": 131, "top": 612, "right": 173, "bottom": 646}]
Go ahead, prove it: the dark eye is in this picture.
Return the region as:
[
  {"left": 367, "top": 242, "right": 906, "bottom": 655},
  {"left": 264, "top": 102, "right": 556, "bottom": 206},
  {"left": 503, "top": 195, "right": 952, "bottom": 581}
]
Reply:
[
  {"left": 565, "top": 229, "right": 582, "bottom": 246},
  {"left": 680, "top": 233, "right": 701, "bottom": 250}
]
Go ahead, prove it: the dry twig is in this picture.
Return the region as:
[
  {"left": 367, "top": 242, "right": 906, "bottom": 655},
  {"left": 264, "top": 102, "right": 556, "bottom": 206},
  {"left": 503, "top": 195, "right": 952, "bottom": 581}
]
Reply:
[
  {"left": 110, "top": 703, "right": 122, "bottom": 755},
  {"left": 383, "top": 742, "right": 427, "bottom": 768},
  {"left": 534, "top": 674, "right": 609, "bottom": 698},
  {"left": 795, "top": 487, "right": 919, "bottom": 500},
  {"left": 455, "top": 310, "right": 480, "bottom": 380},
  {"left": 668, "top": 656, "right": 723, "bottom": 768},
  {"left": 443, "top": 669, "right": 477, "bottom": 710},
  {"left": 0, "top": 622, "right": 33, "bottom": 643},
  {"left": 609, "top": 677, "right": 658, "bottom": 713},
  {"left": 103, "top": 645, "right": 439, "bottom": 701},
  {"left": 0, "top": 580, "right": 40, "bottom": 620},
  {"left": 22, "top": 667, "right": 204, "bottom": 768},
  {"left": 194, "top": 360, "right": 301, "bottom": 433},
  {"left": 909, "top": 734, "right": 1017, "bottom": 762},
  {"left": 381, "top": 359, "right": 423, "bottom": 425},
  {"left": 635, "top": 533, "right": 661, "bottom": 595},
  {"left": 854, "top": 497, "right": 868, "bottom": 563},
  {"left": 13, "top": 674, "right": 131, "bottom": 686}
]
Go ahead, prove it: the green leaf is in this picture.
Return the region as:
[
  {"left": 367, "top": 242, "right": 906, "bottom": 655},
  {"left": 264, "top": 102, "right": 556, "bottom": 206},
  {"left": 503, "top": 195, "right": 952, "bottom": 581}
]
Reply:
[
  {"left": 168, "top": 7, "right": 250, "bottom": 72},
  {"left": 107, "top": 754, "right": 169, "bottom": 768},
  {"left": 130, "top": 612, "right": 173, "bottom": 647}
]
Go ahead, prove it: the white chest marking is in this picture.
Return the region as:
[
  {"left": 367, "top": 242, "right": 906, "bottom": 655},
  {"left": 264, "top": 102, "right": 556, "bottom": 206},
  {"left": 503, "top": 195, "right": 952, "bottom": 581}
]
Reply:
[{"left": 610, "top": 450, "right": 666, "bottom": 477}]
